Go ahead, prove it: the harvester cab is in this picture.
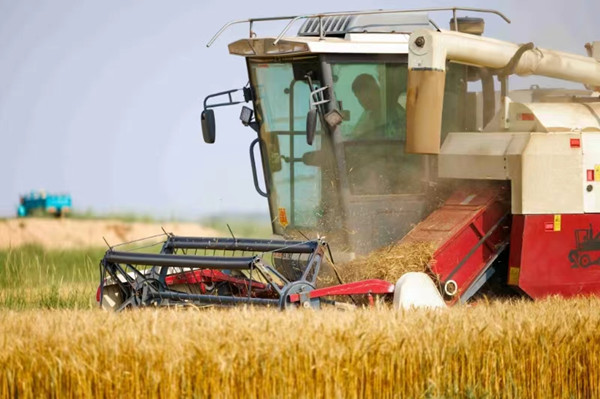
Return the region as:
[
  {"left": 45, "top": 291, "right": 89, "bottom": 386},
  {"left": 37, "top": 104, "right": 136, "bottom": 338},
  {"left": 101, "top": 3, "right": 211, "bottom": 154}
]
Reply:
[
  {"left": 98, "top": 7, "right": 600, "bottom": 311},
  {"left": 202, "top": 8, "right": 512, "bottom": 257}
]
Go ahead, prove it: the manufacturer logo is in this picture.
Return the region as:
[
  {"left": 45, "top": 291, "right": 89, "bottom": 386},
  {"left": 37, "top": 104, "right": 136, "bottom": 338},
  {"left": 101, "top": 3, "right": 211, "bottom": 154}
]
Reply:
[{"left": 568, "top": 225, "right": 600, "bottom": 268}]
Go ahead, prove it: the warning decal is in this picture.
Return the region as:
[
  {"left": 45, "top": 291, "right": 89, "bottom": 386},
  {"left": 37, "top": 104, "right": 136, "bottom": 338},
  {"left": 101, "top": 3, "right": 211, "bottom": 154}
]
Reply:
[{"left": 278, "top": 207, "right": 289, "bottom": 228}]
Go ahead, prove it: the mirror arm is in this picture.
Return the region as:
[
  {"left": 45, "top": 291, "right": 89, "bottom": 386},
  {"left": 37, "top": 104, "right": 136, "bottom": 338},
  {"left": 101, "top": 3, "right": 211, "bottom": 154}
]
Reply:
[
  {"left": 203, "top": 87, "right": 250, "bottom": 111},
  {"left": 201, "top": 86, "right": 257, "bottom": 143},
  {"left": 248, "top": 121, "right": 259, "bottom": 133}
]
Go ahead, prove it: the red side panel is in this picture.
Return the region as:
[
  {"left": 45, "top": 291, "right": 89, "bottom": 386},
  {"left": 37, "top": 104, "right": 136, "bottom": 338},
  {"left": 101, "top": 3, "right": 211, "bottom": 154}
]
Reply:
[
  {"left": 400, "top": 184, "right": 511, "bottom": 303},
  {"left": 509, "top": 214, "right": 600, "bottom": 298}
]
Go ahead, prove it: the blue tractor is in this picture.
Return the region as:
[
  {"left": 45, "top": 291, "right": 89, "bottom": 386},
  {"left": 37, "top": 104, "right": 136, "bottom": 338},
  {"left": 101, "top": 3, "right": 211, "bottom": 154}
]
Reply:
[{"left": 17, "top": 191, "right": 72, "bottom": 218}]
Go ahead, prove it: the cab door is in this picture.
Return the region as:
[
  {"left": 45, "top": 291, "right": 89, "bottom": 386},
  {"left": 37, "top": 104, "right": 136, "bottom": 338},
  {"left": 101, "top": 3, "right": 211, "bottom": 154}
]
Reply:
[{"left": 326, "top": 56, "right": 428, "bottom": 254}]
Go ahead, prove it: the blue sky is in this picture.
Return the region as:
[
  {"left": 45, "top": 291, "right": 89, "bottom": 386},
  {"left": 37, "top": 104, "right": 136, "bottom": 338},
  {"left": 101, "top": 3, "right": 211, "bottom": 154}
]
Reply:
[{"left": 0, "top": 0, "right": 597, "bottom": 219}]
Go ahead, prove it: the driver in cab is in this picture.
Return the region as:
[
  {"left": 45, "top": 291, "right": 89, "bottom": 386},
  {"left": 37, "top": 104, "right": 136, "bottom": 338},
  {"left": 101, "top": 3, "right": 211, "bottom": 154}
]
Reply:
[{"left": 351, "top": 73, "right": 405, "bottom": 140}]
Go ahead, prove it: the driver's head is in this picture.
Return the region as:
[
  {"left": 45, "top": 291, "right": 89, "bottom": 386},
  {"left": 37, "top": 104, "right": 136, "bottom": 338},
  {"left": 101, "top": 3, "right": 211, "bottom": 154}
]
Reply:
[{"left": 352, "top": 74, "right": 381, "bottom": 112}]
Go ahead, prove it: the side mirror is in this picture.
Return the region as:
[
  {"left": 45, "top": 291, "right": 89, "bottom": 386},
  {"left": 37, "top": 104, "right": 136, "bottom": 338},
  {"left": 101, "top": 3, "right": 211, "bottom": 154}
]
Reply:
[
  {"left": 201, "top": 109, "right": 216, "bottom": 144},
  {"left": 306, "top": 109, "right": 318, "bottom": 145},
  {"left": 240, "top": 106, "right": 253, "bottom": 126}
]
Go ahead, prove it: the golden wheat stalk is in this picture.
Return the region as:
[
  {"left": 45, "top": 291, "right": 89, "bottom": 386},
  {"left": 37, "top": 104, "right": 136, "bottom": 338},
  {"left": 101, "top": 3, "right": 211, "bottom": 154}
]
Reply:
[{"left": 0, "top": 297, "right": 598, "bottom": 398}]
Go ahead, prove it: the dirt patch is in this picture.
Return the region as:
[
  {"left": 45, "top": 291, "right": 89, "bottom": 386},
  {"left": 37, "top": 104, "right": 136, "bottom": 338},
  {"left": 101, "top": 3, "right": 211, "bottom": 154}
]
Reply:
[{"left": 0, "top": 218, "right": 221, "bottom": 249}]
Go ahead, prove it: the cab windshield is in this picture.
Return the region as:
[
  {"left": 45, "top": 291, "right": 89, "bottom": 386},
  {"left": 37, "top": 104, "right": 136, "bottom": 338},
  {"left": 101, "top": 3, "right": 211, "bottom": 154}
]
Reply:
[
  {"left": 248, "top": 56, "right": 465, "bottom": 246},
  {"left": 330, "top": 61, "right": 423, "bottom": 196}
]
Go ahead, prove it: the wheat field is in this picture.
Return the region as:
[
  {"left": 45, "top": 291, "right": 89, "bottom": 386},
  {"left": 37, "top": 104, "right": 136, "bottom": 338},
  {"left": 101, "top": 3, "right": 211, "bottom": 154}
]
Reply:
[
  {"left": 1, "top": 241, "right": 599, "bottom": 398},
  {"left": 1, "top": 297, "right": 599, "bottom": 398}
]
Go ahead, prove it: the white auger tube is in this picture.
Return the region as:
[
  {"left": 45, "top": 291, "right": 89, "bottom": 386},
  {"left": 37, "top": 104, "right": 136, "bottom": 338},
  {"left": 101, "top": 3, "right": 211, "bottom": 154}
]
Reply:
[
  {"left": 393, "top": 272, "right": 447, "bottom": 310},
  {"left": 408, "top": 29, "right": 600, "bottom": 87},
  {"left": 406, "top": 29, "right": 600, "bottom": 154}
]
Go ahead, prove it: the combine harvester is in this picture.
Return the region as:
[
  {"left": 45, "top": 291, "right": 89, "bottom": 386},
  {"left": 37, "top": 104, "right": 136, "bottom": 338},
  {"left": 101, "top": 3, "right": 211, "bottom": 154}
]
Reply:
[{"left": 98, "top": 7, "right": 600, "bottom": 311}]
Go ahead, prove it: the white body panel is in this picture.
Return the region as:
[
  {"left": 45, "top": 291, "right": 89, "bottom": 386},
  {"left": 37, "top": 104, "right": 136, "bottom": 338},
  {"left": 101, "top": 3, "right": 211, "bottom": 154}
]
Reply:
[
  {"left": 229, "top": 34, "right": 410, "bottom": 57},
  {"left": 520, "top": 133, "right": 583, "bottom": 214},
  {"left": 392, "top": 272, "right": 446, "bottom": 310},
  {"left": 439, "top": 132, "right": 585, "bottom": 214},
  {"left": 303, "top": 37, "right": 409, "bottom": 54},
  {"left": 583, "top": 133, "right": 600, "bottom": 212},
  {"left": 508, "top": 102, "right": 600, "bottom": 132},
  {"left": 439, "top": 101, "right": 600, "bottom": 215},
  {"left": 438, "top": 132, "right": 523, "bottom": 180}
]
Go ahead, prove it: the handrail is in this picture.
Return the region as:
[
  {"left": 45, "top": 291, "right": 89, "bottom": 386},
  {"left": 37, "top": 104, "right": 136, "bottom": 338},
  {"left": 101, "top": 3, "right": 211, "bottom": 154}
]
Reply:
[
  {"left": 207, "top": 7, "right": 510, "bottom": 47},
  {"left": 207, "top": 15, "right": 300, "bottom": 47},
  {"left": 274, "top": 8, "right": 509, "bottom": 45}
]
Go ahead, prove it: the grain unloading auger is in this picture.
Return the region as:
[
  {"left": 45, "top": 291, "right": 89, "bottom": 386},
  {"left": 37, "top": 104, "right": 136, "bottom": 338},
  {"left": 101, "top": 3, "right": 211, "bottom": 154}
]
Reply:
[{"left": 99, "top": 7, "right": 600, "bottom": 310}]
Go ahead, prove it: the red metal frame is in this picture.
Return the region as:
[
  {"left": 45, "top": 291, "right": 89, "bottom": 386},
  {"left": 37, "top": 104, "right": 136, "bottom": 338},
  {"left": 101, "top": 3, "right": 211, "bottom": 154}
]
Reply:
[
  {"left": 399, "top": 183, "right": 511, "bottom": 303},
  {"left": 287, "top": 279, "right": 394, "bottom": 303},
  {"left": 165, "top": 269, "right": 275, "bottom": 297}
]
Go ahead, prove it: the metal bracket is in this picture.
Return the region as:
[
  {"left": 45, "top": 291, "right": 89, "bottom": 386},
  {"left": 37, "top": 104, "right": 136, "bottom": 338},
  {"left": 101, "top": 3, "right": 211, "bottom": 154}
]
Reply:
[
  {"left": 249, "top": 138, "right": 268, "bottom": 198},
  {"left": 442, "top": 212, "right": 509, "bottom": 287},
  {"left": 492, "top": 42, "right": 535, "bottom": 129},
  {"left": 496, "top": 42, "right": 535, "bottom": 97},
  {"left": 203, "top": 86, "right": 253, "bottom": 111},
  {"left": 496, "top": 42, "right": 536, "bottom": 79}
]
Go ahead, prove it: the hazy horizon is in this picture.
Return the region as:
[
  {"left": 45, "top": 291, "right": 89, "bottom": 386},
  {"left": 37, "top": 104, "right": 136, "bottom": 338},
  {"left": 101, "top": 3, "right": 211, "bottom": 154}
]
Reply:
[{"left": 1, "top": 0, "right": 597, "bottom": 219}]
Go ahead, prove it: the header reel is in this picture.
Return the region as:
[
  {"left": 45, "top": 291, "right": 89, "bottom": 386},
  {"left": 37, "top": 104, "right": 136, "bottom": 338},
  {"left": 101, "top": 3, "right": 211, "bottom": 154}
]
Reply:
[{"left": 98, "top": 234, "right": 394, "bottom": 312}]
